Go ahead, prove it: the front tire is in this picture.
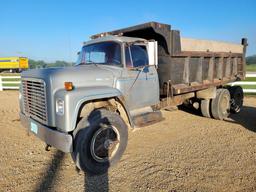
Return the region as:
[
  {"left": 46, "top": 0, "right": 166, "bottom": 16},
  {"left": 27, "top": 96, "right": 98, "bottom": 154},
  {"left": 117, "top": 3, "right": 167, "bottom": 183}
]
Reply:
[{"left": 72, "top": 109, "right": 128, "bottom": 175}]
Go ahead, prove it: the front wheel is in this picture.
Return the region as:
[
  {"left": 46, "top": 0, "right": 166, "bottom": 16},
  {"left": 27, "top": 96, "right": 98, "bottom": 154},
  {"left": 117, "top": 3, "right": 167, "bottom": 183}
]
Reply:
[{"left": 72, "top": 109, "right": 128, "bottom": 175}]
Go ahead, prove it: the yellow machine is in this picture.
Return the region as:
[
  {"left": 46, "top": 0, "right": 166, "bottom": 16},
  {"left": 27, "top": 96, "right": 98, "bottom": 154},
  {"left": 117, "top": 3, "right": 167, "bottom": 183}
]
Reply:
[{"left": 0, "top": 57, "right": 29, "bottom": 72}]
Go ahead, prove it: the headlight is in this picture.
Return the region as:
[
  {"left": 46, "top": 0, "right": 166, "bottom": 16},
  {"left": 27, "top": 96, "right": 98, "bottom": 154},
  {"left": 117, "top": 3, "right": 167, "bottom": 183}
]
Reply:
[{"left": 56, "top": 98, "right": 65, "bottom": 115}]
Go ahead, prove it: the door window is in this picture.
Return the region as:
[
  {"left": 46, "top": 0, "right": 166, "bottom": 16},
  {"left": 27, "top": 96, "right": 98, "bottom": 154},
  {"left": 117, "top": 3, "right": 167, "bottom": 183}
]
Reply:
[{"left": 130, "top": 45, "right": 148, "bottom": 67}]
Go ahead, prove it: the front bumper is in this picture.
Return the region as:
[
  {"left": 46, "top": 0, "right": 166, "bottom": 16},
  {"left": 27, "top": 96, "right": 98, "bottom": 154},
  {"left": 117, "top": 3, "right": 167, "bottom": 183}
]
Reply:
[{"left": 20, "top": 112, "right": 73, "bottom": 153}]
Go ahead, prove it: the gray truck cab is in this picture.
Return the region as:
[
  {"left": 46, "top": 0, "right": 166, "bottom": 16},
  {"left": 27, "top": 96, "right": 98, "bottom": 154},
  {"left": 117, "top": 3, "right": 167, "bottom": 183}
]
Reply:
[{"left": 20, "top": 35, "right": 159, "bottom": 175}]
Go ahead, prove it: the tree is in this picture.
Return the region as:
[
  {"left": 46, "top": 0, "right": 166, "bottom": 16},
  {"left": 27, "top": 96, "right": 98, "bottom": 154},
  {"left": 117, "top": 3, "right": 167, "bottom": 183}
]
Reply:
[{"left": 28, "top": 59, "right": 73, "bottom": 69}]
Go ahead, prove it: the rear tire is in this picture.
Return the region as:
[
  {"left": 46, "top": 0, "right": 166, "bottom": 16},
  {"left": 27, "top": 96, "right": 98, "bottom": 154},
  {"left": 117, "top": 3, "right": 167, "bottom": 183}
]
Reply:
[
  {"left": 201, "top": 99, "right": 211, "bottom": 118},
  {"left": 228, "top": 86, "right": 243, "bottom": 114},
  {"left": 72, "top": 109, "right": 128, "bottom": 175},
  {"left": 211, "top": 89, "right": 230, "bottom": 120}
]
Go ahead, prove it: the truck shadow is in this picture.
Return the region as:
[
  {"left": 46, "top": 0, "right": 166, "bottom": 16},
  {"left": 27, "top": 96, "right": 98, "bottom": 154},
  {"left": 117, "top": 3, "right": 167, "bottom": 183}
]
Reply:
[
  {"left": 34, "top": 150, "right": 65, "bottom": 192},
  {"left": 33, "top": 151, "right": 109, "bottom": 192},
  {"left": 178, "top": 104, "right": 256, "bottom": 133},
  {"left": 79, "top": 109, "right": 110, "bottom": 191},
  {"left": 227, "top": 106, "right": 256, "bottom": 133},
  {"left": 177, "top": 104, "right": 201, "bottom": 116}
]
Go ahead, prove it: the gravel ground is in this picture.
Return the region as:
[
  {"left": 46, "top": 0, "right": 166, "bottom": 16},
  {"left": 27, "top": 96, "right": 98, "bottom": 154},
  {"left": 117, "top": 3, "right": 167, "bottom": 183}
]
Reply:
[{"left": 0, "top": 91, "right": 256, "bottom": 192}]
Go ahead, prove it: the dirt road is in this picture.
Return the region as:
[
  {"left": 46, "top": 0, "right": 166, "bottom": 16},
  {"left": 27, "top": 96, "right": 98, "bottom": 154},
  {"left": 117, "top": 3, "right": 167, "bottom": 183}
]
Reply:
[{"left": 0, "top": 91, "right": 256, "bottom": 192}]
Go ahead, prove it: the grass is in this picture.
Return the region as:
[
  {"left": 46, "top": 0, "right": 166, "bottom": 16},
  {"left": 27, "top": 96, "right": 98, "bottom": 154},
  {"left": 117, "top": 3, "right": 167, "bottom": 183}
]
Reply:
[
  {"left": 246, "top": 64, "right": 256, "bottom": 72},
  {"left": 0, "top": 73, "right": 20, "bottom": 76},
  {"left": 241, "top": 85, "right": 255, "bottom": 89},
  {"left": 2, "top": 83, "right": 20, "bottom": 87},
  {"left": 243, "top": 77, "right": 256, "bottom": 81},
  {"left": 2, "top": 78, "right": 21, "bottom": 82}
]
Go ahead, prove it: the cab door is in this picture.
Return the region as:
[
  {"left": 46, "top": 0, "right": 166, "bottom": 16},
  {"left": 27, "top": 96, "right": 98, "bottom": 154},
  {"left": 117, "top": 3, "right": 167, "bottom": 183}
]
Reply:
[{"left": 119, "top": 43, "right": 159, "bottom": 110}]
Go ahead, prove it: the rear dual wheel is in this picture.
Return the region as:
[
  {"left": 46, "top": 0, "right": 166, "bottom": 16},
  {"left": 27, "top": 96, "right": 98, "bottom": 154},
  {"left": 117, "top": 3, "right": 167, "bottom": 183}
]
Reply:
[
  {"left": 201, "top": 99, "right": 211, "bottom": 118},
  {"left": 228, "top": 86, "right": 244, "bottom": 113},
  {"left": 200, "top": 88, "right": 231, "bottom": 120},
  {"left": 211, "top": 89, "right": 230, "bottom": 120}
]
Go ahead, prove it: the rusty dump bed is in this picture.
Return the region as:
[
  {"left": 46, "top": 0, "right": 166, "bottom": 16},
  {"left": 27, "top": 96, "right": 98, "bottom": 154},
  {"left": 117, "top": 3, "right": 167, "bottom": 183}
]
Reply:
[{"left": 92, "top": 22, "right": 247, "bottom": 96}]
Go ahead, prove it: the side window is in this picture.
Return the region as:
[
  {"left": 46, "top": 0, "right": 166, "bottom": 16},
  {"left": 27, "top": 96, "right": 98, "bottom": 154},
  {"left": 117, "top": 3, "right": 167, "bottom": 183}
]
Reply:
[
  {"left": 130, "top": 45, "right": 149, "bottom": 67},
  {"left": 125, "top": 46, "right": 132, "bottom": 68}
]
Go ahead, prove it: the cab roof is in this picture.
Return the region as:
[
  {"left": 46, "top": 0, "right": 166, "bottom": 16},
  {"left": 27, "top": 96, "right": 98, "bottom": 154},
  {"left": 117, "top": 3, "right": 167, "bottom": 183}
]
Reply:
[{"left": 83, "top": 35, "right": 147, "bottom": 46}]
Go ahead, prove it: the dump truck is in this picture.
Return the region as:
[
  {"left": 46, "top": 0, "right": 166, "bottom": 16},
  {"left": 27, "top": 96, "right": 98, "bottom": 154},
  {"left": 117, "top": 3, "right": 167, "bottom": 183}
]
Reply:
[
  {"left": 19, "top": 22, "right": 247, "bottom": 175},
  {"left": 0, "top": 57, "right": 29, "bottom": 73}
]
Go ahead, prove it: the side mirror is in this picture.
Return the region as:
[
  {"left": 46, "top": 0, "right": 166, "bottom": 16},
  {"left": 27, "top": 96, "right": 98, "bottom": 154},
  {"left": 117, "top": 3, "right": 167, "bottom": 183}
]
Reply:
[{"left": 148, "top": 41, "right": 158, "bottom": 66}]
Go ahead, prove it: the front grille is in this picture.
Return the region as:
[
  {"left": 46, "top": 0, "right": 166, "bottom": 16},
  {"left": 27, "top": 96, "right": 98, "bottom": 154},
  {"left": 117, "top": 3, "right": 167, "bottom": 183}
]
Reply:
[{"left": 22, "top": 79, "right": 48, "bottom": 124}]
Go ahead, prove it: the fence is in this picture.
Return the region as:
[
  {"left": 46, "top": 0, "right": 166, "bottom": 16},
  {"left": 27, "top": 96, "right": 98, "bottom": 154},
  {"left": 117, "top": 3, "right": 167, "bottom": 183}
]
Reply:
[
  {"left": 0, "top": 76, "right": 21, "bottom": 91},
  {"left": 229, "top": 81, "right": 256, "bottom": 93},
  {"left": 229, "top": 73, "right": 256, "bottom": 93},
  {"left": 0, "top": 73, "right": 255, "bottom": 93}
]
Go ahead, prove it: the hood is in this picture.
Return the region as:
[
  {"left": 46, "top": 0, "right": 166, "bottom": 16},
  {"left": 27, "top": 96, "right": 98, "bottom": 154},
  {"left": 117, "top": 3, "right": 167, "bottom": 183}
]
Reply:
[{"left": 21, "top": 65, "right": 122, "bottom": 93}]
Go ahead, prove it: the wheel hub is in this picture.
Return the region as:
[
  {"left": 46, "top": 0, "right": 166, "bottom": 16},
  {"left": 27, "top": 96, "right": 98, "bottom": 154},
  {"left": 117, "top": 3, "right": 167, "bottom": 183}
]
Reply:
[
  {"left": 221, "top": 95, "right": 230, "bottom": 115},
  {"left": 104, "top": 139, "right": 114, "bottom": 150},
  {"left": 90, "top": 126, "right": 120, "bottom": 163}
]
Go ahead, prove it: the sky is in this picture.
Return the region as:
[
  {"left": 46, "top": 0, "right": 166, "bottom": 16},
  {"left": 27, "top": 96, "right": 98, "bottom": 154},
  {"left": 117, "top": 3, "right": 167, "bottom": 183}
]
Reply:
[{"left": 0, "top": 0, "right": 255, "bottom": 62}]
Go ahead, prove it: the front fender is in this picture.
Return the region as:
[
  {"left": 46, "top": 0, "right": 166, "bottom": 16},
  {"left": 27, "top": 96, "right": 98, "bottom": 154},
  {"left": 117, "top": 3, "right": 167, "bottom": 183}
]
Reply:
[{"left": 54, "top": 86, "right": 128, "bottom": 132}]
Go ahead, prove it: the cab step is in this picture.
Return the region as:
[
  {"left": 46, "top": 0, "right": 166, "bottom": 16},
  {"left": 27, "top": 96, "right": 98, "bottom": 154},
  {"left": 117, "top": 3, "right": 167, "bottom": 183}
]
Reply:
[{"left": 132, "top": 111, "right": 164, "bottom": 127}]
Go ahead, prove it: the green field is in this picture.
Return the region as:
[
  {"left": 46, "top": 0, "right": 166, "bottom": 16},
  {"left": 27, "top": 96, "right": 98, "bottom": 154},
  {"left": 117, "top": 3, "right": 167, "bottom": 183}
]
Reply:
[
  {"left": 244, "top": 65, "right": 256, "bottom": 92},
  {"left": 0, "top": 73, "right": 20, "bottom": 76},
  {"left": 246, "top": 64, "right": 256, "bottom": 72}
]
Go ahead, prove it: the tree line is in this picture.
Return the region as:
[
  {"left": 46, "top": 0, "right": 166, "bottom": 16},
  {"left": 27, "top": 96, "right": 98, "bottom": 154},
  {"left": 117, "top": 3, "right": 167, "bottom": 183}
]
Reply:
[
  {"left": 246, "top": 55, "right": 256, "bottom": 65},
  {"left": 29, "top": 59, "right": 74, "bottom": 69}
]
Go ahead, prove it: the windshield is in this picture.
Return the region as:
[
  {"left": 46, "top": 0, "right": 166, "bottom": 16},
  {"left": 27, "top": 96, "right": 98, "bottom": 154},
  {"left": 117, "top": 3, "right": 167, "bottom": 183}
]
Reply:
[{"left": 76, "top": 41, "right": 121, "bottom": 66}]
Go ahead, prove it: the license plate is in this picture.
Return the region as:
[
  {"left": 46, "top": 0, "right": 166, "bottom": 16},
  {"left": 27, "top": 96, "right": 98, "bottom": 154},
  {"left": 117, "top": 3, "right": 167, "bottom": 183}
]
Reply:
[{"left": 30, "top": 122, "right": 38, "bottom": 134}]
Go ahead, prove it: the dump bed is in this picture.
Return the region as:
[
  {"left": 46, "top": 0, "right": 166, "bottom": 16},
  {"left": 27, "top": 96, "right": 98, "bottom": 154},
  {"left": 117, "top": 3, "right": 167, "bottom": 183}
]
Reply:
[{"left": 92, "top": 22, "right": 247, "bottom": 96}]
